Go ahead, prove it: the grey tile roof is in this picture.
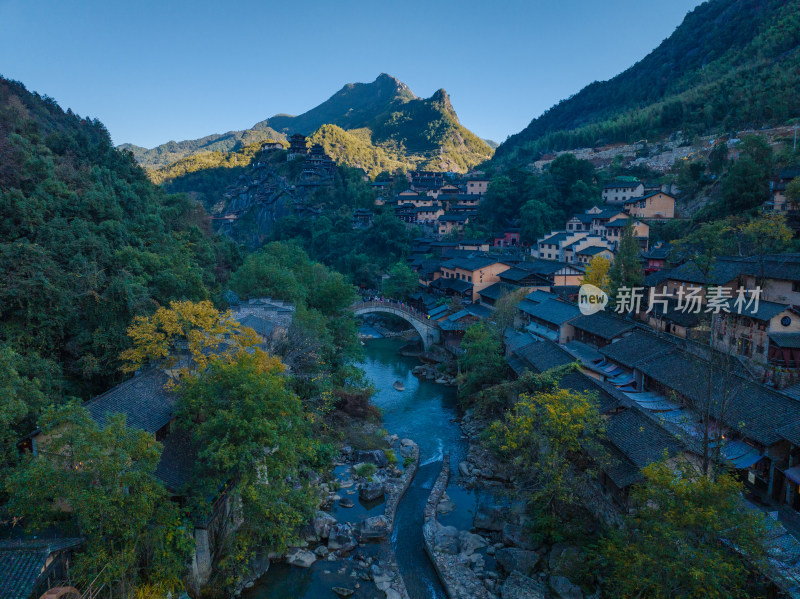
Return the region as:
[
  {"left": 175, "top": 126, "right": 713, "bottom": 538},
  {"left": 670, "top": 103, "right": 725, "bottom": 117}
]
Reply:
[
  {"left": 514, "top": 340, "right": 576, "bottom": 373},
  {"left": 155, "top": 428, "right": 198, "bottom": 493},
  {"left": 499, "top": 268, "right": 540, "bottom": 282},
  {"left": 570, "top": 312, "right": 636, "bottom": 340},
  {"left": 568, "top": 213, "right": 595, "bottom": 223},
  {"left": 85, "top": 369, "right": 177, "bottom": 434},
  {"left": 777, "top": 421, "right": 800, "bottom": 447},
  {"left": 0, "top": 538, "right": 82, "bottom": 599},
  {"left": 443, "top": 256, "right": 505, "bottom": 271},
  {"left": 666, "top": 258, "right": 745, "bottom": 286},
  {"left": 478, "top": 282, "right": 518, "bottom": 301},
  {"left": 603, "top": 181, "right": 641, "bottom": 189},
  {"left": 557, "top": 370, "right": 624, "bottom": 414},
  {"left": 576, "top": 246, "right": 611, "bottom": 256},
  {"left": 599, "top": 330, "right": 675, "bottom": 368},
  {"left": 517, "top": 259, "right": 574, "bottom": 276},
  {"left": 602, "top": 407, "right": 684, "bottom": 487},
  {"left": 769, "top": 333, "right": 800, "bottom": 349},
  {"left": 636, "top": 351, "right": 800, "bottom": 446},
  {"left": 522, "top": 298, "right": 580, "bottom": 326},
  {"left": 238, "top": 314, "right": 277, "bottom": 338}
]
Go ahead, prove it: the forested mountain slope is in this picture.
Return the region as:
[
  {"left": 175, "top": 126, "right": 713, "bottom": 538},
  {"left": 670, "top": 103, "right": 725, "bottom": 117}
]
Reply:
[
  {"left": 495, "top": 0, "right": 800, "bottom": 165},
  {"left": 0, "top": 76, "right": 238, "bottom": 407}
]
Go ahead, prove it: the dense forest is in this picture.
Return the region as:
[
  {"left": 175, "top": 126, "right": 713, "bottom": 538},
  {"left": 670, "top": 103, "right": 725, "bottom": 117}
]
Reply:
[
  {"left": 0, "top": 76, "right": 240, "bottom": 403},
  {"left": 495, "top": 0, "right": 800, "bottom": 164}
]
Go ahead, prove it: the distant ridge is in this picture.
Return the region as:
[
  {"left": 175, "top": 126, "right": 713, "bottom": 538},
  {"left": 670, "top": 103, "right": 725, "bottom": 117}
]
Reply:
[{"left": 124, "top": 74, "right": 492, "bottom": 173}]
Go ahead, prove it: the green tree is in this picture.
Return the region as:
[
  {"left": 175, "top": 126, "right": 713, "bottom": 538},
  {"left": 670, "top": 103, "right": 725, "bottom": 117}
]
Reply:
[
  {"left": 491, "top": 288, "right": 529, "bottom": 333},
  {"left": 601, "top": 459, "right": 769, "bottom": 599},
  {"left": 608, "top": 220, "right": 644, "bottom": 302},
  {"left": 721, "top": 157, "right": 770, "bottom": 214},
  {"left": 458, "top": 322, "right": 504, "bottom": 402},
  {"left": 487, "top": 386, "right": 604, "bottom": 538},
  {"left": 5, "top": 403, "right": 193, "bottom": 591},
  {"left": 178, "top": 351, "right": 323, "bottom": 586},
  {"left": 382, "top": 262, "right": 419, "bottom": 299}
]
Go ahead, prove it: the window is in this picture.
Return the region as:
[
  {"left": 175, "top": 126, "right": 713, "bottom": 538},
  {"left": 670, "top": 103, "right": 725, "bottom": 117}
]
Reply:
[{"left": 793, "top": 282, "right": 800, "bottom": 293}]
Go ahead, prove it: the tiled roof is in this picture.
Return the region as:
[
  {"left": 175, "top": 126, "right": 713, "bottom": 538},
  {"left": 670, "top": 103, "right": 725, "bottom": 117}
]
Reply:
[
  {"left": 568, "top": 213, "right": 595, "bottom": 223},
  {"left": 540, "top": 232, "right": 572, "bottom": 246},
  {"left": 0, "top": 538, "right": 83, "bottom": 599},
  {"left": 522, "top": 298, "right": 580, "bottom": 326},
  {"left": 666, "top": 258, "right": 745, "bottom": 286},
  {"left": 238, "top": 314, "right": 277, "bottom": 338},
  {"left": 643, "top": 269, "right": 672, "bottom": 287},
  {"left": 155, "top": 428, "right": 198, "bottom": 492},
  {"left": 478, "top": 282, "right": 518, "bottom": 301},
  {"left": 464, "top": 303, "right": 493, "bottom": 318},
  {"left": 432, "top": 278, "right": 473, "bottom": 293},
  {"left": 515, "top": 340, "right": 576, "bottom": 373},
  {"left": 647, "top": 298, "right": 700, "bottom": 328},
  {"left": 605, "top": 218, "right": 639, "bottom": 228},
  {"left": 438, "top": 214, "right": 468, "bottom": 222},
  {"left": 526, "top": 290, "right": 558, "bottom": 303},
  {"left": 557, "top": 370, "right": 624, "bottom": 414},
  {"left": 499, "top": 267, "right": 540, "bottom": 282},
  {"left": 516, "top": 259, "right": 578, "bottom": 275},
  {"left": 599, "top": 330, "right": 674, "bottom": 368},
  {"left": 85, "top": 369, "right": 177, "bottom": 434},
  {"left": 443, "top": 256, "right": 505, "bottom": 271},
  {"left": 603, "top": 407, "right": 684, "bottom": 487},
  {"left": 603, "top": 181, "right": 642, "bottom": 190},
  {"left": 636, "top": 351, "right": 800, "bottom": 446},
  {"left": 594, "top": 208, "right": 626, "bottom": 219},
  {"left": 576, "top": 245, "right": 612, "bottom": 256},
  {"left": 769, "top": 333, "right": 800, "bottom": 349},
  {"left": 622, "top": 191, "right": 676, "bottom": 203},
  {"left": 570, "top": 312, "right": 636, "bottom": 340}
]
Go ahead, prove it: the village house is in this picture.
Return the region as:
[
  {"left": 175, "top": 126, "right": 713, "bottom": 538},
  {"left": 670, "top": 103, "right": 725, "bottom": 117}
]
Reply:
[
  {"left": 493, "top": 228, "right": 521, "bottom": 247},
  {"left": 438, "top": 256, "right": 511, "bottom": 302},
  {"left": 437, "top": 213, "right": 469, "bottom": 236},
  {"left": 604, "top": 218, "right": 650, "bottom": 251},
  {"left": 517, "top": 296, "right": 580, "bottom": 343},
  {"left": 576, "top": 245, "right": 615, "bottom": 265},
  {"left": 623, "top": 191, "right": 676, "bottom": 219},
  {"left": 602, "top": 179, "right": 645, "bottom": 204},
  {"left": 286, "top": 133, "right": 309, "bottom": 160},
  {"left": 764, "top": 168, "right": 800, "bottom": 215},
  {"left": 465, "top": 178, "right": 489, "bottom": 195},
  {"left": 0, "top": 538, "right": 84, "bottom": 599},
  {"left": 260, "top": 140, "right": 284, "bottom": 152}
]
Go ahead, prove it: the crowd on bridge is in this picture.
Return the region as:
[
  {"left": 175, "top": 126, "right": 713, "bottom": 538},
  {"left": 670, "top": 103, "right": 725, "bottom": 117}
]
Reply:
[{"left": 357, "top": 295, "right": 432, "bottom": 319}]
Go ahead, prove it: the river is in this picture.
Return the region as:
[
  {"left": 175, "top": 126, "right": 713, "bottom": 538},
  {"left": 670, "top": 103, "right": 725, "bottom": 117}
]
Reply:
[{"left": 244, "top": 336, "right": 487, "bottom": 599}]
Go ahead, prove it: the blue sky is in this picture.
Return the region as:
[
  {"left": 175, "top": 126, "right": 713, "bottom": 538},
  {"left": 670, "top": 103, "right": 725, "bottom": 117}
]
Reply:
[{"left": 0, "top": 0, "right": 703, "bottom": 148}]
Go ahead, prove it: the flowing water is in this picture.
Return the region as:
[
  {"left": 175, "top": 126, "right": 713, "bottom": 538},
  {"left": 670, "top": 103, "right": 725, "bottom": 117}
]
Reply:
[{"left": 244, "top": 336, "right": 486, "bottom": 599}]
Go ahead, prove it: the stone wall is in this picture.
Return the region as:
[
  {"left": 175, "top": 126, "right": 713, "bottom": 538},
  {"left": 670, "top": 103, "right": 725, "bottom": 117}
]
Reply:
[{"left": 422, "top": 454, "right": 492, "bottom": 599}]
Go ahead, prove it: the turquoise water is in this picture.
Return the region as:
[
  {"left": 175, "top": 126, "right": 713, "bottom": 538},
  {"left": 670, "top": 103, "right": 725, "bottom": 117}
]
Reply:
[{"left": 244, "top": 337, "right": 483, "bottom": 599}]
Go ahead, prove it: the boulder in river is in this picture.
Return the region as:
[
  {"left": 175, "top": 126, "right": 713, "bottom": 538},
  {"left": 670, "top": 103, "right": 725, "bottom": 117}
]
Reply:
[
  {"left": 359, "top": 481, "right": 385, "bottom": 502},
  {"left": 502, "top": 523, "right": 537, "bottom": 550},
  {"left": 338, "top": 497, "right": 354, "bottom": 508},
  {"left": 355, "top": 449, "right": 389, "bottom": 467},
  {"left": 361, "top": 515, "right": 390, "bottom": 539},
  {"left": 332, "top": 587, "right": 354, "bottom": 597},
  {"left": 286, "top": 548, "right": 316, "bottom": 568},
  {"left": 327, "top": 523, "right": 357, "bottom": 552},
  {"left": 312, "top": 511, "right": 338, "bottom": 539}
]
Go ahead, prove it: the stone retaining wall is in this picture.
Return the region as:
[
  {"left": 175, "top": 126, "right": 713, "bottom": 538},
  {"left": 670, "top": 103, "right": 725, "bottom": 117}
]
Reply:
[
  {"left": 422, "top": 455, "right": 491, "bottom": 599},
  {"left": 376, "top": 441, "right": 420, "bottom": 599}
]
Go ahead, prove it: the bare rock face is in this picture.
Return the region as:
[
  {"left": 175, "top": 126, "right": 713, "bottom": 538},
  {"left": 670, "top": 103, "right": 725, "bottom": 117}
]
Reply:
[
  {"left": 495, "top": 547, "right": 540, "bottom": 576},
  {"left": 502, "top": 523, "right": 538, "bottom": 550},
  {"left": 502, "top": 572, "right": 547, "bottom": 599},
  {"left": 458, "top": 530, "right": 488, "bottom": 555},
  {"left": 549, "top": 575, "right": 584, "bottom": 599}
]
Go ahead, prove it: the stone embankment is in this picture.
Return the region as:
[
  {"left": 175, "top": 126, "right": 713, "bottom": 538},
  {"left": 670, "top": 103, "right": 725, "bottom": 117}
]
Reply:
[{"left": 422, "top": 454, "right": 493, "bottom": 599}]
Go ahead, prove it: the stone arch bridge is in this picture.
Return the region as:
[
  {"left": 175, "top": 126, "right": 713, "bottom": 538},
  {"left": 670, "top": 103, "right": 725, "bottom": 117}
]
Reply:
[{"left": 351, "top": 300, "right": 440, "bottom": 349}]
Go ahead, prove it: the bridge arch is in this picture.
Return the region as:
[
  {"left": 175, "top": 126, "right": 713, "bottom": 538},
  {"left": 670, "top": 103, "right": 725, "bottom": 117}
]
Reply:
[{"left": 351, "top": 301, "right": 439, "bottom": 350}]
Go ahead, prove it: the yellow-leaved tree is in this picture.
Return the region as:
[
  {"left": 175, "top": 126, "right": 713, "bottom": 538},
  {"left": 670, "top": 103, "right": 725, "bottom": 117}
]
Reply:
[
  {"left": 581, "top": 255, "right": 611, "bottom": 292},
  {"left": 119, "top": 300, "right": 260, "bottom": 381}
]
